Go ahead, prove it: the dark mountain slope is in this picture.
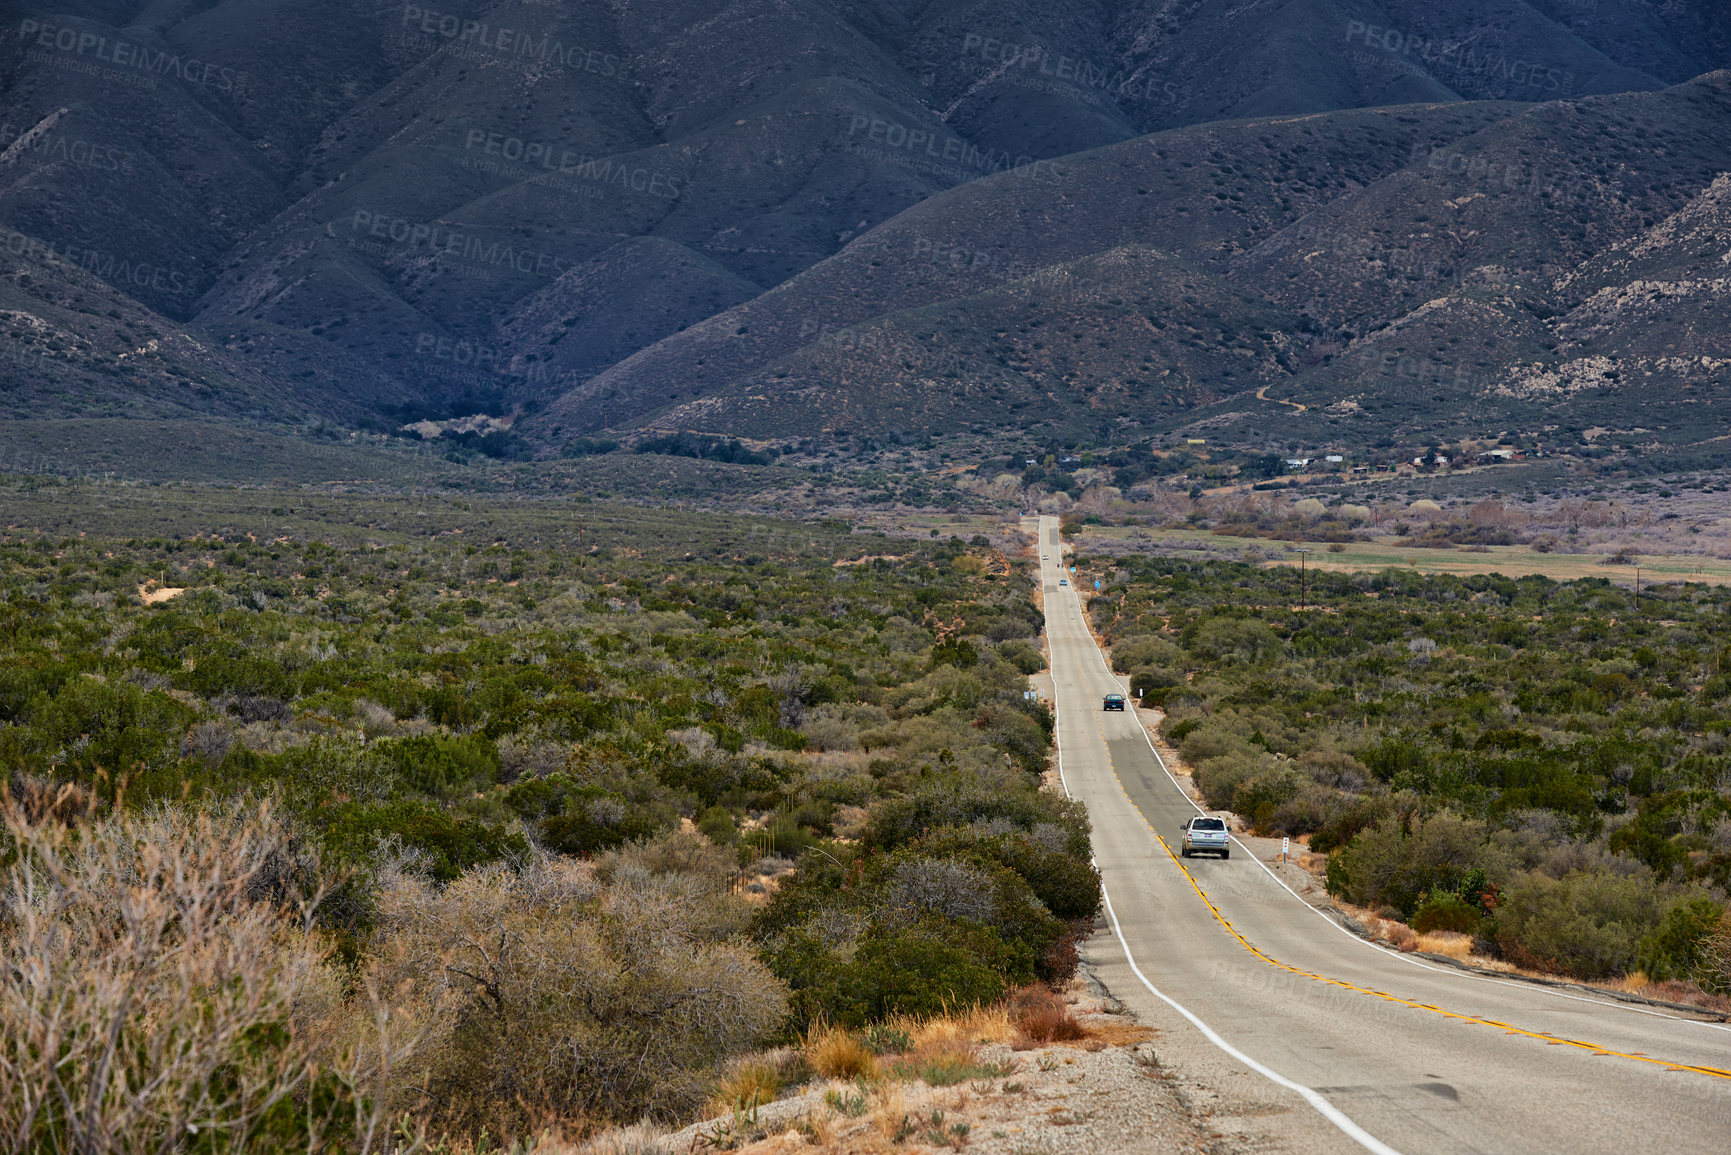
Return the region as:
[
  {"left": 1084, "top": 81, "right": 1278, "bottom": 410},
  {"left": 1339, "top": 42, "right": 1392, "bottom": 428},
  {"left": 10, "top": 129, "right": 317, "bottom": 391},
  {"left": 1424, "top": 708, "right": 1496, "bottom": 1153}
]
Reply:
[
  {"left": 0, "top": 228, "right": 308, "bottom": 422},
  {"left": 531, "top": 72, "right": 1731, "bottom": 447},
  {"left": 496, "top": 237, "right": 762, "bottom": 388},
  {"left": 635, "top": 245, "right": 1302, "bottom": 440},
  {"left": 531, "top": 100, "right": 1520, "bottom": 434},
  {"left": 1232, "top": 74, "right": 1731, "bottom": 330},
  {"left": 2, "top": 0, "right": 1728, "bottom": 442}
]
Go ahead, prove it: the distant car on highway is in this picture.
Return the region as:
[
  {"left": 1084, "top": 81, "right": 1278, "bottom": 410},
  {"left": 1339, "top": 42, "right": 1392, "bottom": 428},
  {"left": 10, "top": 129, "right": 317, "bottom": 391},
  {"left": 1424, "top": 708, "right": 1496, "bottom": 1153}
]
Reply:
[
  {"left": 1102, "top": 693, "right": 1126, "bottom": 711},
  {"left": 1058, "top": 578, "right": 1068, "bottom": 586},
  {"left": 1179, "top": 816, "right": 1230, "bottom": 859}
]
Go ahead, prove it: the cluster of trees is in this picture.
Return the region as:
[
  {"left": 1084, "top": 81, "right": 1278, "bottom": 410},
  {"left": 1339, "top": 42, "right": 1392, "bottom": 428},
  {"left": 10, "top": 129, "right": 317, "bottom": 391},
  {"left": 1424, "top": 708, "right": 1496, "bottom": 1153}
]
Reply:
[
  {"left": 1088, "top": 557, "right": 1731, "bottom": 990},
  {"left": 0, "top": 519, "right": 1090, "bottom": 1148}
]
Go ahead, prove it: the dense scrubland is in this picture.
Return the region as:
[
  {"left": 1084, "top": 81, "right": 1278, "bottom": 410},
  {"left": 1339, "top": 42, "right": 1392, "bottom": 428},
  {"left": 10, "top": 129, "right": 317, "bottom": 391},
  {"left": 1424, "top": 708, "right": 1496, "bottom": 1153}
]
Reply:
[
  {"left": 13, "top": 491, "right": 1731, "bottom": 1152},
  {"left": 0, "top": 514, "right": 1098, "bottom": 1151},
  {"left": 1088, "top": 555, "right": 1731, "bottom": 995}
]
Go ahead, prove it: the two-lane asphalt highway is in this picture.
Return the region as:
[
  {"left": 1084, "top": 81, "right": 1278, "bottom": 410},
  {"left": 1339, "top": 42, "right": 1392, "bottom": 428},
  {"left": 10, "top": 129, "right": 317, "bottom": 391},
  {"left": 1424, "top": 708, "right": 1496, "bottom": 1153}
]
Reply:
[{"left": 1032, "top": 516, "right": 1731, "bottom": 1154}]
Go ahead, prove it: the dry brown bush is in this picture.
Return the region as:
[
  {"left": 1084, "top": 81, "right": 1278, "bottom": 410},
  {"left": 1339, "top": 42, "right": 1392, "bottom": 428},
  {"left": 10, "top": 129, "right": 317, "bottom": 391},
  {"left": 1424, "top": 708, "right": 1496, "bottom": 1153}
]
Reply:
[
  {"left": 595, "top": 829, "right": 737, "bottom": 890},
  {"left": 375, "top": 850, "right": 787, "bottom": 1140},
  {"left": 805, "top": 1025, "right": 878, "bottom": 1080},
  {"left": 1, "top": 774, "right": 97, "bottom": 827},
  {"left": 1006, "top": 985, "right": 1089, "bottom": 1048},
  {"left": 0, "top": 797, "right": 411, "bottom": 1155}
]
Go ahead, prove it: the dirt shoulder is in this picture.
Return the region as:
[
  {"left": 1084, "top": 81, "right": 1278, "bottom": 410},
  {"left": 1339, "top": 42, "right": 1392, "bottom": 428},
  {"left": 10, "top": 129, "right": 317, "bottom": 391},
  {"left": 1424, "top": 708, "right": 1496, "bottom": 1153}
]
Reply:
[{"left": 658, "top": 960, "right": 1238, "bottom": 1155}]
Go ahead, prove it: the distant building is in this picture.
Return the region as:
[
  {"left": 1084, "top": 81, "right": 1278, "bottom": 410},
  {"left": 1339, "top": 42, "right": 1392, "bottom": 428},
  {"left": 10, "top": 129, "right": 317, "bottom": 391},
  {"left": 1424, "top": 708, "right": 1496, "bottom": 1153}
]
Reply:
[
  {"left": 1286, "top": 458, "right": 1311, "bottom": 470},
  {"left": 1186, "top": 438, "right": 1207, "bottom": 446},
  {"left": 1324, "top": 454, "right": 1344, "bottom": 463}
]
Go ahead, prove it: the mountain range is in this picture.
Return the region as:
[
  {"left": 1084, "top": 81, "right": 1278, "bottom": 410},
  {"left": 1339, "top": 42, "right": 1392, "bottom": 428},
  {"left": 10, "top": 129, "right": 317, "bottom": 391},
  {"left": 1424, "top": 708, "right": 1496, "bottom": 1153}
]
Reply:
[{"left": 2, "top": 0, "right": 1729, "bottom": 463}]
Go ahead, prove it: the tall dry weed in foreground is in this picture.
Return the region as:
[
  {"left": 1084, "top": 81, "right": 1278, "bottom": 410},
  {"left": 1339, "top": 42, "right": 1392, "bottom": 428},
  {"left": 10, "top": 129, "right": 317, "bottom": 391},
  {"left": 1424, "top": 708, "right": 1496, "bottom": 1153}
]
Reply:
[
  {"left": 374, "top": 847, "right": 789, "bottom": 1141},
  {"left": 0, "top": 792, "right": 414, "bottom": 1154}
]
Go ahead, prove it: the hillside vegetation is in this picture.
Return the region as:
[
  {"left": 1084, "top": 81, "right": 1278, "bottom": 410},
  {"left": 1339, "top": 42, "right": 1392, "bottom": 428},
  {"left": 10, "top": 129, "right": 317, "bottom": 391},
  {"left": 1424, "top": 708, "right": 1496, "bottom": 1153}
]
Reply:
[
  {"left": 1087, "top": 555, "right": 1731, "bottom": 992},
  {"left": 0, "top": 503, "right": 1095, "bottom": 1149}
]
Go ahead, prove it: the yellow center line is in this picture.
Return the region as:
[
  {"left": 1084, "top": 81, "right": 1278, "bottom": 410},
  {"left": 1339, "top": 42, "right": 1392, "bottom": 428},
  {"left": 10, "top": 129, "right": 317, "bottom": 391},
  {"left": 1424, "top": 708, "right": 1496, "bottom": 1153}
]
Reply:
[{"left": 1089, "top": 713, "right": 1731, "bottom": 1082}]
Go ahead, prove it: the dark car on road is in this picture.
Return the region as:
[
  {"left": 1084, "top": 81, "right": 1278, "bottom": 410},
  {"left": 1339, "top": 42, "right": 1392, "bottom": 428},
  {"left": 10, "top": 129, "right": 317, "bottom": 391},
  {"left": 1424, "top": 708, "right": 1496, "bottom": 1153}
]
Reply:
[{"left": 1103, "top": 693, "right": 1126, "bottom": 711}]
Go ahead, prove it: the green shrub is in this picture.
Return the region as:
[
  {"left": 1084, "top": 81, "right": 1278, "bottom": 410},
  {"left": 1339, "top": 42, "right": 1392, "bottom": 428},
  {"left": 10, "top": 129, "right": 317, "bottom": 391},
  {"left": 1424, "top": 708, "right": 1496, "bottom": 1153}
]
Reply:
[
  {"left": 1268, "top": 781, "right": 1350, "bottom": 837},
  {"left": 830, "top": 931, "right": 1007, "bottom": 1025},
  {"left": 321, "top": 799, "right": 526, "bottom": 882},
  {"left": 1188, "top": 618, "right": 1279, "bottom": 664},
  {"left": 912, "top": 828, "right": 1100, "bottom": 922},
  {"left": 996, "top": 640, "right": 1044, "bottom": 675},
  {"left": 863, "top": 1024, "right": 912, "bottom": 1055},
  {"left": 22, "top": 678, "right": 192, "bottom": 780},
  {"left": 1411, "top": 891, "right": 1484, "bottom": 935},
  {"left": 865, "top": 786, "right": 1089, "bottom": 857},
  {"left": 1325, "top": 812, "right": 1501, "bottom": 919},
  {"left": 1191, "top": 751, "right": 1265, "bottom": 812},
  {"left": 741, "top": 812, "right": 819, "bottom": 860},
  {"left": 1179, "top": 726, "right": 1257, "bottom": 765},
  {"left": 1360, "top": 735, "right": 1430, "bottom": 784},
  {"left": 1129, "top": 665, "right": 1181, "bottom": 700},
  {"left": 862, "top": 852, "right": 1063, "bottom": 979},
  {"left": 1163, "top": 717, "right": 1201, "bottom": 743},
  {"left": 697, "top": 805, "right": 738, "bottom": 845},
  {"left": 539, "top": 788, "right": 666, "bottom": 855},
  {"left": 376, "top": 733, "right": 499, "bottom": 795},
  {"left": 929, "top": 638, "right": 979, "bottom": 670},
  {"left": 1111, "top": 635, "right": 1183, "bottom": 674},
  {"left": 1494, "top": 869, "right": 1665, "bottom": 980},
  {"left": 1637, "top": 896, "right": 1725, "bottom": 982},
  {"left": 1231, "top": 766, "right": 1304, "bottom": 834},
  {"left": 1307, "top": 798, "right": 1388, "bottom": 854}
]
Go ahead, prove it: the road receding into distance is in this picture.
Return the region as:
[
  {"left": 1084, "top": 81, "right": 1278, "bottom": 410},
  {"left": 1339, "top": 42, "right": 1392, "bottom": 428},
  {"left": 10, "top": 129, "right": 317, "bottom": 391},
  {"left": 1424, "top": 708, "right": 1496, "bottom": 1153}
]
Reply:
[{"left": 1031, "top": 515, "right": 1731, "bottom": 1154}]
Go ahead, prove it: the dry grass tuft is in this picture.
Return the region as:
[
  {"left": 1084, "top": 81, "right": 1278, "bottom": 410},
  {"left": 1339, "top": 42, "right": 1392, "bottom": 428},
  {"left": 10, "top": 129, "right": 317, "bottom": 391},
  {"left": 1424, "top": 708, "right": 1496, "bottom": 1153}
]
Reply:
[
  {"left": 1615, "top": 970, "right": 1652, "bottom": 994},
  {"left": 516, "top": 1122, "right": 672, "bottom": 1154},
  {"left": 576, "top": 1123, "right": 673, "bottom": 1154},
  {"left": 868, "top": 1083, "right": 915, "bottom": 1145},
  {"left": 1087, "top": 1021, "right": 1157, "bottom": 1048},
  {"left": 1007, "top": 985, "right": 1090, "bottom": 1048},
  {"left": 805, "top": 1025, "right": 879, "bottom": 1081},
  {"left": 903, "top": 1003, "right": 1013, "bottom": 1050},
  {"left": 709, "top": 1048, "right": 803, "bottom": 1114},
  {"left": 1413, "top": 931, "right": 1474, "bottom": 959}
]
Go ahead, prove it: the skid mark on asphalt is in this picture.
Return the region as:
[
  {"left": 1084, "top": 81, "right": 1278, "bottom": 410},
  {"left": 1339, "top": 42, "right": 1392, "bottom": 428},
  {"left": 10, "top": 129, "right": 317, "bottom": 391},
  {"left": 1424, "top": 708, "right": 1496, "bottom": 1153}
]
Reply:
[{"left": 1091, "top": 713, "right": 1731, "bottom": 1084}]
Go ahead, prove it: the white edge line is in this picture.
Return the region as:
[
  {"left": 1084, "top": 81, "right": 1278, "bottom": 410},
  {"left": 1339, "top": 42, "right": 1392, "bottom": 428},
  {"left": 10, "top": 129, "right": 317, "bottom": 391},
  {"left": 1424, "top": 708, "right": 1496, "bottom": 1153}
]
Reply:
[
  {"left": 1048, "top": 531, "right": 1731, "bottom": 1035},
  {"left": 1043, "top": 523, "right": 1401, "bottom": 1155},
  {"left": 1097, "top": 886, "right": 1402, "bottom": 1155}
]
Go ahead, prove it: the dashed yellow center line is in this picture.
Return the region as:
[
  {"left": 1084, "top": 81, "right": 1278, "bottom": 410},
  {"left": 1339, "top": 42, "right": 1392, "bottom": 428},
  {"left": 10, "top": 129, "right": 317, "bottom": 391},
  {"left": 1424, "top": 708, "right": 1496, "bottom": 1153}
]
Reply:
[{"left": 1089, "top": 713, "right": 1731, "bottom": 1082}]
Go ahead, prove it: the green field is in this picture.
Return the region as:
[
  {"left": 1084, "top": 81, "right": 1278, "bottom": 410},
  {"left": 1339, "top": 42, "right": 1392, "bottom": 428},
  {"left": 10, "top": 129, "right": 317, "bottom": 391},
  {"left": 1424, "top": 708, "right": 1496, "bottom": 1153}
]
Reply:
[{"left": 1074, "top": 525, "right": 1731, "bottom": 588}]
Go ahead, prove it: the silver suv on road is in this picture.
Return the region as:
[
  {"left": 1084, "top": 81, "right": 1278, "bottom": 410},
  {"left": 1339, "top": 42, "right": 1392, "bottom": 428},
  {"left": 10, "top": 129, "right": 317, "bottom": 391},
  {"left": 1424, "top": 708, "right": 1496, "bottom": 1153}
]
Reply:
[{"left": 1179, "top": 816, "right": 1230, "bottom": 859}]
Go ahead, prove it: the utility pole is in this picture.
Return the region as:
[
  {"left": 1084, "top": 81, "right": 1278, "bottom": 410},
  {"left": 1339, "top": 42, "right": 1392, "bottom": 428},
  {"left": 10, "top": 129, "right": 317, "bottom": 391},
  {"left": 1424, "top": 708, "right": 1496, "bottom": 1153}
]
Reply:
[{"left": 1295, "top": 547, "right": 1312, "bottom": 610}]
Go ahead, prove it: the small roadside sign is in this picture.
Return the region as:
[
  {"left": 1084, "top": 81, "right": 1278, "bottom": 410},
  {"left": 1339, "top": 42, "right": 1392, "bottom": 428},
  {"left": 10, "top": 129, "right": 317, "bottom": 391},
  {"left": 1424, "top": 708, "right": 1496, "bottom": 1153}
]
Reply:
[{"left": 1281, "top": 836, "right": 1290, "bottom": 863}]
